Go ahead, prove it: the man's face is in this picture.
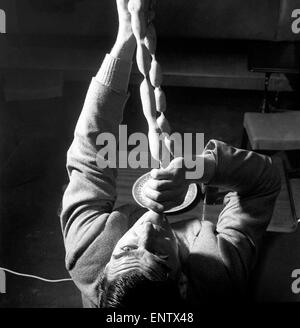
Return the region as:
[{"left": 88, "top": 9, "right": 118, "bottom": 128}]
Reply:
[{"left": 105, "top": 211, "right": 181, "bottom": 281}]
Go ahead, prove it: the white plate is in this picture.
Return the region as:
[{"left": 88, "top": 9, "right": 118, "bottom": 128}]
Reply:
[{"left": 132, "top": 172, "right": 198, "bottom": 214}]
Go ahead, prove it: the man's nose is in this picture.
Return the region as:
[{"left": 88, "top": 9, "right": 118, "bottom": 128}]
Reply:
[{"left": 139, "top": 222, "right": 155, "bottom": 249}]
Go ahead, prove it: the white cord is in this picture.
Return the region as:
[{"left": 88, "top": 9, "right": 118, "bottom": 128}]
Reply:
[{"left": 0, "top": 267, "right": 73, "bottom": 283}]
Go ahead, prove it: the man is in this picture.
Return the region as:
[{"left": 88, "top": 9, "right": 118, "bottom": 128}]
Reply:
[{"left": 61, "top": 0, "right": 281, "bottom": 308}]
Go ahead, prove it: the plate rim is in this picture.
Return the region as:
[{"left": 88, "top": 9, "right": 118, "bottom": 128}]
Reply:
[{"left": 132, "top": 172, "right": 198, "bottom": 214}]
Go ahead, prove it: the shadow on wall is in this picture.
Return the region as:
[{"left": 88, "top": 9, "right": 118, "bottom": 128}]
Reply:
[
  {"left": 8, "top": 0, "right": 300, "bottom": 41},
  {"left": 15, "top": 0, "right": 117, "bottom": 36},
  {"left": 28, "top": 0, "right": 85, "bottom": 13}
]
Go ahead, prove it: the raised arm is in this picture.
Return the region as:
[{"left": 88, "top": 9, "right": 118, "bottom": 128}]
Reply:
[
  {"left": 207, "top": 140, "right": 281, "bottom": 287},
  {"left": 205, "top": 140, "right": 281, "bottom": 240},
  {"left": 187, "top": 140, "right": 281, "bottom": 301},
  {"left": 60, "top": 0, "right": 137, "bottom": 304},
  {"left": 144, "top": 139, "right": 281, "bottom": 300}
]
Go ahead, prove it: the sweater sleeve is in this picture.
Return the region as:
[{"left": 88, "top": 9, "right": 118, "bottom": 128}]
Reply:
[
  {"left": 186, "top": 140, "right": 281, "bottom": 302},
  {"left": 212, "top": 140, "right": 281, "bottom": 293},
  {"left": 205, "top": 140, "right": 281, "bottom": 248},
  {"left": 60, "top": 54, "right": 133, "bottom": 305}
]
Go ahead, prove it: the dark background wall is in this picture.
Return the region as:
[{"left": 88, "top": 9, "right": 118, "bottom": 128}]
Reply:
[{"left": 1, "top": 0, "right": 300, "bottom": 41}]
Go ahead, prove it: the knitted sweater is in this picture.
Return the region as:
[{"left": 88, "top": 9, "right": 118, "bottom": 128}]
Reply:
[{"left": 60, "top": 55, "right": 281, "bottom": 307}]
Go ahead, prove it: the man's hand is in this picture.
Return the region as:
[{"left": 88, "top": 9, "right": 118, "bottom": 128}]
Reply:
[
  {"left": 116, "top": 0, "right": 154, "bottom": 40},
  {"left": 143, "top": 157, "right": 190, "bottom": 213},
  {"left": 112, "top": 0, "right": 155, "bottom": 64},
  {"left": 116, "top": 0, "right": 133, "bottom": 40},
  {"left": 110, "top": 0, "right": 138, "bottom": 62}
]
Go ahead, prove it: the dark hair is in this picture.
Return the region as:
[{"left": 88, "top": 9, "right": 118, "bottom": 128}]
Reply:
[{"left": 98, "top": 270, "right": 185, "bottom": 309}]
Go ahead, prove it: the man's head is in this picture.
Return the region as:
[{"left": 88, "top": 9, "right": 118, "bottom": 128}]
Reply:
[{"left": 98, "top": 211, "right": 184, "bottom": 308}]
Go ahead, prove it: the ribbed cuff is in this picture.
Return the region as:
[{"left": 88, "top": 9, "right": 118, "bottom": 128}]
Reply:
[{"left": 95, "top": 54, "right": 132, "bottom": 94}]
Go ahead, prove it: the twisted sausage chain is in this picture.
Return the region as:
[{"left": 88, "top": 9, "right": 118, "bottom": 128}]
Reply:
[{"left": 128, "top": 0, "right": 173, "bottom": 168}]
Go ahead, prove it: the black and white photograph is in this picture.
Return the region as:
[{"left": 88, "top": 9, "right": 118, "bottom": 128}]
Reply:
[{"left": 0, "top": 0, "right": 300, "bottom": 313}]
